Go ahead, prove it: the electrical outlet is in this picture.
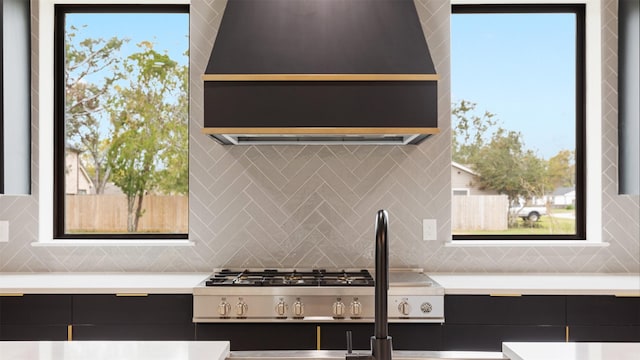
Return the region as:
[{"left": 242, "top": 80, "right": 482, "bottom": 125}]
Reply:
[
  {"left": 0, "top": 221, "right": 8, "bottom": 242},
  {"left": 422, "top": 219, "right": 437, "bottom": 241}
]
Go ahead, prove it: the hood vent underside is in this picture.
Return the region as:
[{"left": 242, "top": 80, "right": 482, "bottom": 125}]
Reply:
[{"left": 203, "top": 0, "right": 439, "bottom": 145}]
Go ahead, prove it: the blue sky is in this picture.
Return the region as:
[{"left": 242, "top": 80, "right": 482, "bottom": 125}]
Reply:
[
  {"left": 451, "top": 13, "right": 576, "bottom": 159},
  {"left": 66, "top": 12, "right": 189, "bottom": 67}
]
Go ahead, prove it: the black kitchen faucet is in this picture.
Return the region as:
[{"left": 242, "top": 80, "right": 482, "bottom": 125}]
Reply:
[{"left": 346, "top": 210, "right": 393, "bottom": 360}]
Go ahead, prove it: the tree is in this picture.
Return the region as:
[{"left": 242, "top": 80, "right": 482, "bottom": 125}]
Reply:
[
  {"left": 65, "top": 26, "right": 126, "bottom": 193},
  {"left": 547, "top": 150, "right": 575, "bottom": 189},
  {"left": 155, "top": 49, "right": 189, "bottom": 196},
  {"left": 107, "top": 43, "right": 188, "bottom": 232},
  {"left": 452, "top": 101, "right": 548, "bottom": 227},
  {"left": 452, "top": 100, "right": 498, "bottom": 165}
]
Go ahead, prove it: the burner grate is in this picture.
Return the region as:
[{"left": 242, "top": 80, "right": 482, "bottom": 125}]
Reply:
[{"left": 205, "top": 269, "right": 374, "bottom": 287}]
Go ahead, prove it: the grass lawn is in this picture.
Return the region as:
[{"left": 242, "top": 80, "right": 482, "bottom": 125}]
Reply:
[{"left": 454, "top": 216, "right": 576, "bottom": 235}]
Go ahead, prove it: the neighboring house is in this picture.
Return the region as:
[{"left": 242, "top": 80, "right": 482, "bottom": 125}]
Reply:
[
  {"left": 550, "top": 187, "right": 576, "bottom": 207},
  {"left": 531, "top": 187, "right": 575, "bottom": 207},
  {"left": 65, "top": 147, "right": 94, "bottom": 195},
  {"left": 102, "top": 182, "right": 125, "bottom": 195},
  {"left": 451, "top": 162, "right": 499, "bottom": 196}
]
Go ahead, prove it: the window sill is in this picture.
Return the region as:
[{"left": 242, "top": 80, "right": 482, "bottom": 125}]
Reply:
[
  {"left": 31, "top": 239, "right": 195, "bottom": 247},
  {"left": 446, "top": 240, "right": 609, "bottom": 247}
]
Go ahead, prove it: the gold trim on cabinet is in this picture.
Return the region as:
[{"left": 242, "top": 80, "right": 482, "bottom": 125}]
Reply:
[
  {"left": 115, "top": 293, "right": 149, "bottom": 297},
  {"left": 565, "top": 326, "right": 569, "bottom": 342},
  {"left": 201, "top": 127, "right": 440, "bottom": 135},
  {"left": 202, "top": 74, "right": 439, "bottom": 81},
  {"left": 316, "top": 326, "right": 321, "bottom": 350},
  {"left": 0, "top": 293, "right": 24, "bottom": 296},
  {"left": 68, "top": 325, "right": 73, "bottom": 341},
  {"left": 489, "top": 293, "right": 522, "bottom": 297}
]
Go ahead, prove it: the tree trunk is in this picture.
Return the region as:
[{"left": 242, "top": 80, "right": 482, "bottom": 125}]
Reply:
[
  {"left": 126, "top": 195, "right": 136, "bottom": 232},
  {"left": 96, "top": 167, "right": 110, "bottom": 194},
  {"left": 133, "top": 192, "right": 145, "bottom": 232}
]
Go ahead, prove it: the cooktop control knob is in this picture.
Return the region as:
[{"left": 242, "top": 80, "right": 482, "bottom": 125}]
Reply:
[
  {"left": 236, "top": 300, "right": 248, "bottom": 316},
  {"left": 420, "top": 302, "right": 433, "bottom": 314},
  {"left": 333, "top": 298, "right": 346, "bottom": 317},
  {"left": 275, "top": 299, "right": 287, "bottom": 316},
  {"left": 398, "top": 300, "right": 411, "bottom": 316},
  {"left": 293, "top": 298, "right": 304, "bottom": 317},
  {"left": 218, "top": 299, "right": 231, "bottom": 317},
  {"left": 350, "top": 298, "right": 362, "bottom": 317}
]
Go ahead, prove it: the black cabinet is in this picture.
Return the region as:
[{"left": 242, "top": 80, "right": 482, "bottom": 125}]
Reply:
[
  {"left": 443, "top": 325, "right": 565, "bottom": 351},
  {"left": 0, "top": 295, "right": 72, "bottom": 340},
  {"left": 322, "top": 324, "right": 424, "bottom": 351},
  {"left": 442, "top": 295, "right": 566, "bottom": 351},
  {"left": 567, "top": 295, "right": 640, "bottom": 342},
  {"left": 445, "top": 295, "right": 566, "bottom": 325},
  {"left": 389, "top": 324, "right": 442, "bottom": 351},
  {"left": 3, "top": 292, "right": 638, "bottom": 347},
  {"left": 72, "top": 294, "right": 194, "bottom": 340},
  {"left": 319, "top": 324, "right": 373, "bottom": 350},
  {"left": 195, "top": 322, "right": 443, "bottom": 351},
  {"left": 195, "top": 323, "right": 316, "bottom": 350},
  {"left": 319, "top": 323, "right": 441, "bottom": 351}
]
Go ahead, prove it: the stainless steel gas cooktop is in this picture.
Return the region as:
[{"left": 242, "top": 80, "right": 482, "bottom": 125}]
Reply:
[
  {"left": 204, "top": 269, "right": 375, "bottom": 287},
  {"left": 193, "top": 268, "right": 444, "bottom": 323}
]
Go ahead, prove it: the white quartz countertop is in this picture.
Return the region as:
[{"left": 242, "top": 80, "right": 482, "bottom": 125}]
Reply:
[
  {"left": 0, "top": 272, "right": 639, "bottom": 295},
  {"left": 429, "top": 273, "right": 640, "bottom": 296},
  {"left": 0, "top": 341, "right": 230, "bottom": 360},
  {"left": 502, "top": 342, "right": 640, "bottom": 360},
  {"left": 0, "top": 272, "right": 210, "bottom": 294}
]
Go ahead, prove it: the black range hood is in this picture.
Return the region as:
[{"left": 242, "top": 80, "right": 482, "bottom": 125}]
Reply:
[{"left": 202, "top": 0, "right": 439, "bottom": 145}]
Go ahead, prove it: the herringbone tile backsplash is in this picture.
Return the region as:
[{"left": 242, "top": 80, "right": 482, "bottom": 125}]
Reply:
[{"left": 0, "top": 0, "right": 637, "bottom": 273}]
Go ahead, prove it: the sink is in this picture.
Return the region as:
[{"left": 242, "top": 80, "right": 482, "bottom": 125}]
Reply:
[{"left": 227, "top": 350, "right": 506, "bottom": 360}]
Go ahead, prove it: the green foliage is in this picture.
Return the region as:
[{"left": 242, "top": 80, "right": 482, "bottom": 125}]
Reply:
[
  {"left": 452, "top": 101, "right": 548, "bottom": 227},
  {"left": 65, "top": 27, "right": 126, "bottom": 194},
  {"left": 547, "top": 150, "right": 575, "bottom": 188},
  {"left": 106, "top": 45, "right": 188, "bottom": 232},
  {"left": 473, "top": 128, "right": 547, "bottom": 226},
  {"left": 452, "top": 100, "right": 497, "bottom": 165}
]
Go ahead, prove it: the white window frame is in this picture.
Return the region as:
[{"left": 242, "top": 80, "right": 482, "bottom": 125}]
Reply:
[
  {"left": 452, "top": 188, "right": 471, "bottom": 196},
  {"left": 36, "top": 0, "right": 193, "bottom": 246},
  {"left": 449, "top": 0, "right": 604, "bottom": 246}
]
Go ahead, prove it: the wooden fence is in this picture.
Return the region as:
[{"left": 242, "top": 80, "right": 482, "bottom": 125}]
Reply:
[
  {"left": 66, "top": 195, "right": 188, "bottom": 233},
  {"left": 452, "top": 195, "right": 509, "bottom": 231}
]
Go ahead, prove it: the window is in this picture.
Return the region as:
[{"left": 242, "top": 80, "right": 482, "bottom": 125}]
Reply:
[
  {"left": 453, "top": 189, "right": 470, "bottom": 196},
  {"left": 451, "top": 4, "right": 585, "bottom": 240},
  {"left": 54, "top": 4, "right": 189, "bottom": 239}
]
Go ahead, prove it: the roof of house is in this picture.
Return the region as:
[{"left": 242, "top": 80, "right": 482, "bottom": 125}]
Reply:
[
  {"left": 552, "top": 186, "right": 575, "bottom": 196},
  {"left": 452, "top": 161, "right": 478, "bottom": 176}
]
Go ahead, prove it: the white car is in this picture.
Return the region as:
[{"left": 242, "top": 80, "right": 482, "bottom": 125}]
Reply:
[{"left": 511, "top": 206, "right": 547, "bottom": 222}]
